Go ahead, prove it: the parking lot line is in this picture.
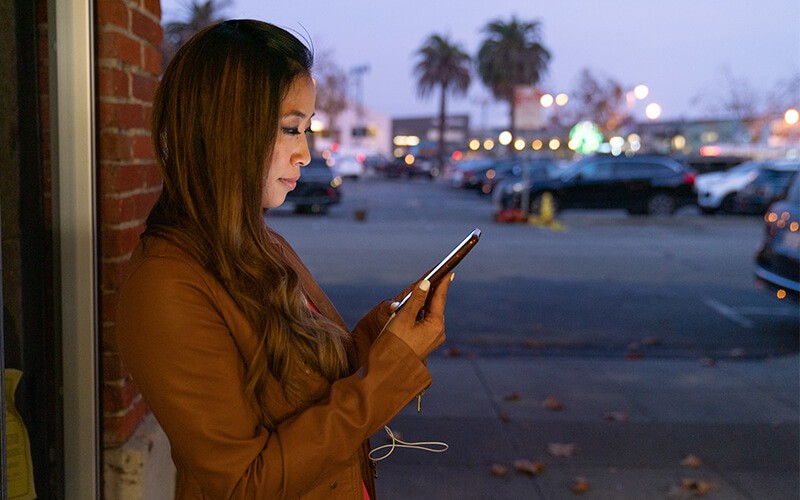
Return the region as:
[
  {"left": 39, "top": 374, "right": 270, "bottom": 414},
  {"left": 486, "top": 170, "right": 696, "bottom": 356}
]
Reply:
[{"left": 703, "top": 298, "right": 755, "bottom": 328}]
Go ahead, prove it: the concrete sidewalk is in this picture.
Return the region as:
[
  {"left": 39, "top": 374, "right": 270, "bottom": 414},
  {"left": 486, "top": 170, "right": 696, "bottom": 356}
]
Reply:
[{"left": 372, "top": 355, "right": 799, "bottom": 499}]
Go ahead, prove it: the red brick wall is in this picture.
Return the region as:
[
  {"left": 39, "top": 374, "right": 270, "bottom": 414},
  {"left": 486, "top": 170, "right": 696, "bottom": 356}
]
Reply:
[{"left": 97, "top": 0, "right": 163, "bottom": 447}]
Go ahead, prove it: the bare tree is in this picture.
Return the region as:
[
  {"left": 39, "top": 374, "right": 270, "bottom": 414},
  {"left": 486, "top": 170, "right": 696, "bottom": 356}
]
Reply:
[
  {"left": 692, "top": 66, "right": 759, "bottom": 121},
  {"left": 566, "top": 68, "right": 627, "bottom": 136},
  {"left": 313, "top": 50, "right": 349, "bottom": 144},
  {"left": 692, "top": 67, "right": 799, "bottom": 143}
]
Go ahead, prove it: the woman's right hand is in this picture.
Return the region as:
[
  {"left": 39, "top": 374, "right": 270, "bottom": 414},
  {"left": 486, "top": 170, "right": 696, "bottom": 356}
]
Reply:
[{"left": 384, "top": 273, "right": 453, "bottom": 360}]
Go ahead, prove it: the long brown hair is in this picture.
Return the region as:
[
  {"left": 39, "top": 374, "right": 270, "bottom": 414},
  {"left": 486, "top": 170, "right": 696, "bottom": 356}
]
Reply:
[{"left": 146, "top": 19, "right": 353, "bottom": 406}]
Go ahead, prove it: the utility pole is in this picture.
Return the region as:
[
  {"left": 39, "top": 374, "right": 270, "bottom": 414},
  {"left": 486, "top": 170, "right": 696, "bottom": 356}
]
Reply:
[{"left": 350, "top": 64, "right": 370, "bottom": 145}]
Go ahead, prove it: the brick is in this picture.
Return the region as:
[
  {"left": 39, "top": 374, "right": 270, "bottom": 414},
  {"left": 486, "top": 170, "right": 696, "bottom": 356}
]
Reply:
[
  {"left": 131, "top": 9, "right": 162, "bottom": 45},
  {"left": 99, "top": 132, "right": 133, "bottom": 161},
  {"left": 100, "top": 162, "right": 162, "bottom": 194},
  {"left": 97, "top": 0, "right": 129, "bottom": 30},
  {"left": 101, "top": 255, "right": 136, "bottom": 294},
  {"left": 103, "top": 397, "right": 149, "bottom": 447},
  {"left": 131, "top": 73, "right": 157, "bottom": 101},
  {"left": 101, "top": 224, "right": 145, "bottom": 257},
  {"left": 103, "top": 379, "right": 141, "bottom": 414},
  {"left": 132, "top": 134, "right": 156, "bottom": 161},
  {"left": 141, "top": 0, "right": 161, "bottom": 17},
  {"left": 100, "top": 288, "right": 120, "bottom": 324},
  {"left": 99, "top": 30, "right": 141, "bottom": 68},
  {"left": 142, "top": 44, "right": 162, "bottom": 76},
  {"left": 100, "top": 189, "right": 160, "bottom": 226},
  {"left": 98, "top": 67, "right": 130, "bottom": 98},
  {"left": 99, "top": 102, "right": 148, "bottom": 130},
  {"left": 102, "top": 351, "right": 131, "bottom": 383}
]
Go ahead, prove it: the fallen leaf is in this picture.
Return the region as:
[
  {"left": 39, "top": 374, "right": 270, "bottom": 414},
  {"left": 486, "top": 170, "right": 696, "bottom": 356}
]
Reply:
[
  {"left": 678, "top": 478, "right": 719, "bottom": 495},
  {"left": 641, "top": 336, "right": 661, "bottom": 346},
  {"left": 525, "top": 338, "right": 544, "bottom": 349},
  {"left": 385, "top": 429, "right": 403, "bottom": 442},
  {"left": 547, "top": 442, "right": 578, "bottom": 457},
  {"left": 571, "top": 477, "right": 591, "bottom": 494},
  {"left": 698, "top": 357, "right": 717, "bottom": 367},
  {"left": 603, "top": 411, "right": 629, "bottom": 422},
  {"left": 729, "top": 347, "right": 746, "bottom": 358},
  {"left": 625, "top": 342, "right": 644, "bottom": 360},
  {"left": 543, "top": 395, "right": 564, "bottom": 411},
  {"left": 503, "top": 391, "right": 522, "bottom": 401},
  {"left": 497, "top": 411, "right": 511, "bottom": 423},
  {"left": 680, "top": 454, "right": 703, "bottom": 468},
  {"left": 490, "top": 463, "right": 508, "bottom": 477},
  {"left": 443, "top": 347, "right": 462, "bottom": 357},
  {"left": 513, "top": 459, "right": 545, "bottom": 475}
]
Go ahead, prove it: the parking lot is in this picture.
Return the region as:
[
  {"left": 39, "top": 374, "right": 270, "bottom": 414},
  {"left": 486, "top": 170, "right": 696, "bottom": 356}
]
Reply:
[
  {"left": 266, "top": 175, "right": 800, "bottom": 498},
  {"left": 269, "top": 175, "right": 799, "bottom": 361}
]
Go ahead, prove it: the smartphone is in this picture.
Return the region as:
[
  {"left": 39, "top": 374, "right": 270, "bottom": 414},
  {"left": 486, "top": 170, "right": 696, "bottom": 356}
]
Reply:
[{"left": 395, "top": 228, "right": 481, "bottom": 312}]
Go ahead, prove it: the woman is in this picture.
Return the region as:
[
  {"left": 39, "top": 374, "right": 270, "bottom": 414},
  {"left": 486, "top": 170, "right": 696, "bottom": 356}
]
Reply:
[{"left": 116, "top": 19, "right": 452, "bottom": 499}]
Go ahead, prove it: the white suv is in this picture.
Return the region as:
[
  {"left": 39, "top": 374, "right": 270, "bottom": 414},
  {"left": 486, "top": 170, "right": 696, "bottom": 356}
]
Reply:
[{"left": 695, "top": 159, "right": 797, "bottom": 214}]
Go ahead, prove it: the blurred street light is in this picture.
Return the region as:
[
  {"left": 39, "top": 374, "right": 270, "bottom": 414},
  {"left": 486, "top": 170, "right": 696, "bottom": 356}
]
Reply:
[
  {"left": 785, "top": 108, "right": 799, "bottom": 126},
  {"left": 645, "top": 103, "right": 662, "bottom": 120},
  {"left": 633, "top": 84, "right": 649, "bottom": 100},
  {"left": 498, "top": 131, "right": 513, "bottom": 145},
  {"left": 555, "top": 93, "right": 569, "bottom": 106},
  {"left": 540, "top": 93, "right": 554, "bottom": 107}
]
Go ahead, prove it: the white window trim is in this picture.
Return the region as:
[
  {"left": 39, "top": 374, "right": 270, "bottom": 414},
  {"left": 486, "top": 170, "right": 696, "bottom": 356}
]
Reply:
[{"left": 51, "top": 0, "right": 99, "bottom": 497}]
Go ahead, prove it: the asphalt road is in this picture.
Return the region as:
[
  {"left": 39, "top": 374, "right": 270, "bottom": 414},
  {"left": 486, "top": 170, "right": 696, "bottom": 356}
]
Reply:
[{"left": 267, "top": 175, "right": 799, "bottom": 361}]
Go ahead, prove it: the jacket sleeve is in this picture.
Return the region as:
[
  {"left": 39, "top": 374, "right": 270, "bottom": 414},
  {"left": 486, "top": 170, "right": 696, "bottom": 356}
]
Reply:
[{"left": 116, "top": 256, "right": 431, "bottom": 499}]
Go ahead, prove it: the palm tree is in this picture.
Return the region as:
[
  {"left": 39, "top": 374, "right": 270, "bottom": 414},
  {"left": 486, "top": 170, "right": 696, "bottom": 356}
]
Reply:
[
  {"left": 161, "top": 0, "right": 232, "bottom": 71},
  {"left": 414, "top": 34, "right": 472, "bottom": 167},
  {"left": 477, "top": 17, "right": 551, "bottom": 137}
]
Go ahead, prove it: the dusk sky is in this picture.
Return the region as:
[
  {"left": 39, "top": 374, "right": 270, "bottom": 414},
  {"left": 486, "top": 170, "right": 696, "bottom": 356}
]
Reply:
[{"left": 161, "top": 0, "right": 800, "bottom": 127}]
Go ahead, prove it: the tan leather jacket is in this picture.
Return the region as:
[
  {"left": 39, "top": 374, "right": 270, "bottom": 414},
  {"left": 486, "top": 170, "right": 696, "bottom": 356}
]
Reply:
[{"left": 116, "top": 232, "right": 431, "bottom": 499}]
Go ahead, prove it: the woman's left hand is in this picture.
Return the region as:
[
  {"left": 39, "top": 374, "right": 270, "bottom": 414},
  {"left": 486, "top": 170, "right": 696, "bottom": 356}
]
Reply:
[{"left": 384, "top": 273, "right": 453, "bottom": 361}]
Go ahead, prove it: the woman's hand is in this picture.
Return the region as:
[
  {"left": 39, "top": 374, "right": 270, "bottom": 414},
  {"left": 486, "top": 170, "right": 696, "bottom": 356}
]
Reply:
[{"left": 385, "top": 273, "right": 453, "bottom": 360}]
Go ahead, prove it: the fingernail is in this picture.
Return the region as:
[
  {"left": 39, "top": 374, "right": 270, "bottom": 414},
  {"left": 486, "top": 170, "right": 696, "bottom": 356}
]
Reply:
[
  {"left": 390, "top": 301, "right": 400, "bottom": 310},
  {"left": 450, "top": 272, "right": 455, "bottom": 282},
  {"left": 419, "top": 280, "right": 430, "bottom": 291}
]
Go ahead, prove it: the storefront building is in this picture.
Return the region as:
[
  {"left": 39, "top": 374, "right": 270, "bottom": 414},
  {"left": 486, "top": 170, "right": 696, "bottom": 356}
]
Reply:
[{"left": 2, "top": 1, "right": 173, "bottom": 497}]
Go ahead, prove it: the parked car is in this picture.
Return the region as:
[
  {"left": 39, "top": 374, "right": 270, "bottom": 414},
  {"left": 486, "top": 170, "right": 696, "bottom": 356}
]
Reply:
[
  {"left": 284, "top": 157, "right": 342, "bottom": 214},
  {"left": 492, "top": 154, "right": 697, "bottom": 217},
  {"left": 695, "top": 159, "right": 799, "bottom": 214},
  {"left": 754, "top": 172, "right": 800, "bottom": 301},
  {"left": 480, "top": 158, "right": 563, "bottom": 195},
  {"left": 329, "top": 154, "right": 365, "bottom": 179},
  {"left": 447, "top": 158, "right": 493, "bottom": 188},
  {"left": 733, "top": 164, "right": 799, "bottom": 214}
]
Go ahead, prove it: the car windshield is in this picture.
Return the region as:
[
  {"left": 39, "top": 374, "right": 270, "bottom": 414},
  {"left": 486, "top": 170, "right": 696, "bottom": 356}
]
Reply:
[
  {"left": 559, "top": 156, "right": 595, "bottom": 179},
  {"left": 728, "top": 161, "right": 763, "bottom": 173}
]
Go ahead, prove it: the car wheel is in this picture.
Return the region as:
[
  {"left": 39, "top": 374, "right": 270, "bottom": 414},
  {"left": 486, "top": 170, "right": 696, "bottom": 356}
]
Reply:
[
  {"left": 720, "top": 193, "right": 737, "bottom": 213},
  {"left": 647, "top": 193, "right": 676, "bottom": 216},
  {"left": 530, "top": 192, "right": 559, "bottom": 216},
  {"left": 699, "top": 206, "right": 717, "bottom": 215},
  {"left": 311, "top": 204, "right": 329, "bottom": 215},
  {"left": 626, "top": 206, "right": 647, "bottom": 216}
]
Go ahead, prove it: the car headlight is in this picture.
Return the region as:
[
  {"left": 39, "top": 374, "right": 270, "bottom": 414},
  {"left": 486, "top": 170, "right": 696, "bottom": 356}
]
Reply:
[{"left": 511, "top": 181, "right": 530, "bottom": 193}]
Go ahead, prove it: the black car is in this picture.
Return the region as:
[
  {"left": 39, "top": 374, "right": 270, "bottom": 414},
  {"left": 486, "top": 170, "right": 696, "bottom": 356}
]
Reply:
[
  {"left": 754, "top": 172, "right": 800, "bottom": 301},
  {"left": 285, "top": 157, "right": 342, "bottom": 214},
  {"left": 733, "top": 165, "right": 799, "bottom": 214},
  {"left": 493, "top": 154, "right": 697, "bottom": 217}
]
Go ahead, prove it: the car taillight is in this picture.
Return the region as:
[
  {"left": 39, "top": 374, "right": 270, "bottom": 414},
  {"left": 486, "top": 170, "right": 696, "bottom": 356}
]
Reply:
[{"left": 683, "top": 172, "right": 696, "bottom": 186}]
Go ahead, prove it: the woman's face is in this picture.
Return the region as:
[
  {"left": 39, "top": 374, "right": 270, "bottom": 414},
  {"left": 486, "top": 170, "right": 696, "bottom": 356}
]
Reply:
[{"left": 262, "top": 76, "right": 316, "bottom": 210}]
